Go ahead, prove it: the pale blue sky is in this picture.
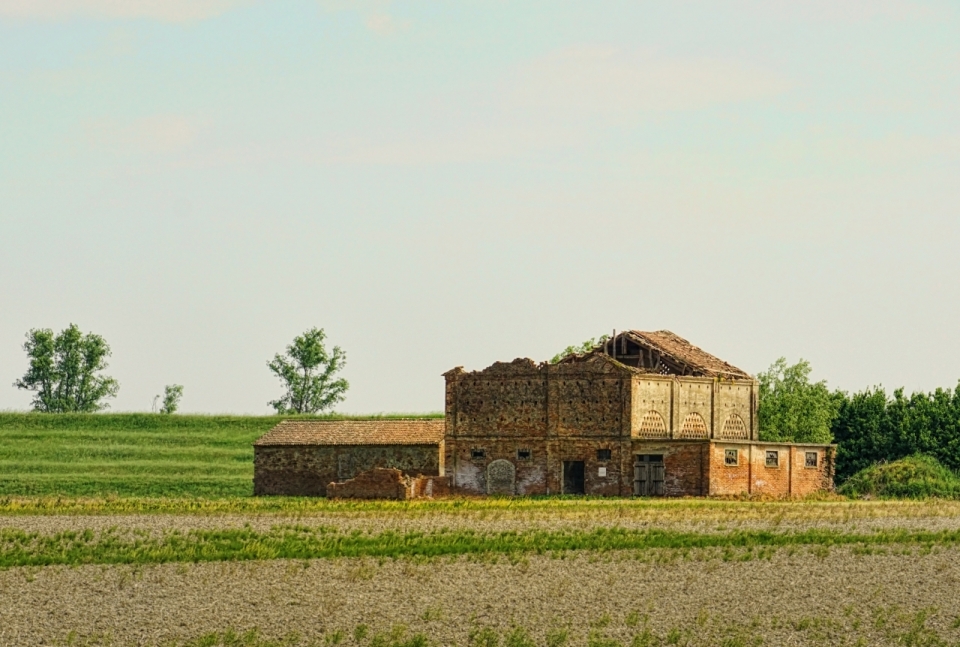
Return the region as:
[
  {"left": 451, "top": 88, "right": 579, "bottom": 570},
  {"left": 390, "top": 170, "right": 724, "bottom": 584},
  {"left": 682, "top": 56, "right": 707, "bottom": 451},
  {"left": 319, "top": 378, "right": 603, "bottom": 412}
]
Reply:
[{"left": 1, "top": 1, "right": 959, "bottom": 413}]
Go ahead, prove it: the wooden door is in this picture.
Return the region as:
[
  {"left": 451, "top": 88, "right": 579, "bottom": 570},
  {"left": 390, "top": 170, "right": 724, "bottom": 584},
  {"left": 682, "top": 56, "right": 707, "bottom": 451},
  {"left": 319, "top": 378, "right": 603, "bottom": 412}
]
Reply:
[
  {"left": 634, "top": 462, "right": 648, "bottom": 496},
  {"left": 650, "top": 463, "right": 665, "bottom": 496},
  {"left": 634, "top": 455, "right": 665, "bottom": 496}
]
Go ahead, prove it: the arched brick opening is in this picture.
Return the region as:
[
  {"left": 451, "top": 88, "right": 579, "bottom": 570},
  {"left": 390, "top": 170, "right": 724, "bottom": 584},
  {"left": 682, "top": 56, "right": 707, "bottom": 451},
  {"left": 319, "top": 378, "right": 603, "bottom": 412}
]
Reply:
[
  {"left": 719, "top": 413, "right": 748, "bottom": 439},
  {"left": 677, "top": 413, "right": 708, "bottom": 439},
  {"left": 637, "top": 411, "right": 668, "bottom": 438}
]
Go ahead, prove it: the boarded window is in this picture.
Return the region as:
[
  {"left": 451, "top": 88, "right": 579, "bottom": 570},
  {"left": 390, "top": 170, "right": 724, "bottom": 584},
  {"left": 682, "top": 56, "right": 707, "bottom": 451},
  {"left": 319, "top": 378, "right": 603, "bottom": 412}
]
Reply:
[
  {"left": 637, "top": 411, "right": 668, "bottom": 438},
  {"left": 805, "top": 451, "right": 819, "bottom": 468},
  {"left": 597, "top": 448, "right": 612, "bottom": 461},
  {"left": 471, "top": 448, "right": 485, "bottom": 460},
  {"left": 517, "top": 448, "right": 531, "bottom": 460},
  {"left": 678, "top": 413, "right": 708, "bottom": 439},
  {"left": 724, "top": 449, "right": 739, "bottom": 466},
  {"left": 765, "top": 450, "right": 779, "bottom": 468}
]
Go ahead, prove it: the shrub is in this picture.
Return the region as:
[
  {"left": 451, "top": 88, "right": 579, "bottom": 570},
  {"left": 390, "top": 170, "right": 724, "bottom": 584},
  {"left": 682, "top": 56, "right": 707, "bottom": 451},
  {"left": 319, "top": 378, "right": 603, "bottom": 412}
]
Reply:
[{"left": 839, "top": 454, "right": 960, "bottom": 499}]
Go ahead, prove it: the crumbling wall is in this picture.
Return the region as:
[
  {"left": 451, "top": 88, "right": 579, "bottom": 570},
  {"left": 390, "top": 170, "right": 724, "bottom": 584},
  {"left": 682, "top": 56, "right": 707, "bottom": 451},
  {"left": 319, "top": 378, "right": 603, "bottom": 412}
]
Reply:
[
  {"left": 327, "top": 468, "right": 409, "bottom": 499},
  {"left": 447, "top": 359, "right": 547, "bottom": 437},
  {"left": 254, "top": 443, "right": 442, "bottom": 496},
  {"left": 549, "top": 358, "right": 630, "bottom": 437},
  {"left": 326, "top": 469, "right": 452, "bottom": 500}
]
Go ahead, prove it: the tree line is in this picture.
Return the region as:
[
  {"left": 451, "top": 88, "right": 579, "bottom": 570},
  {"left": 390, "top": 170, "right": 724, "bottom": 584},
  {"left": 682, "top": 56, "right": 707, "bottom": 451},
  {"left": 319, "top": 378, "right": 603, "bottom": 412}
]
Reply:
[
  {"left": 755, "top": 357, "right": 960, "bottom": 482},
  {"left": 13, "top": 324, "right": 348, "bottom": 415}
]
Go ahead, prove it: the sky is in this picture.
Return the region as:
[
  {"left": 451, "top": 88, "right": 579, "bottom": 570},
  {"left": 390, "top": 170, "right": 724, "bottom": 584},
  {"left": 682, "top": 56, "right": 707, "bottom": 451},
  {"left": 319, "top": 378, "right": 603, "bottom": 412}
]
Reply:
[{"left": 1, "top": 0, "right": 959, "bottom": 414}]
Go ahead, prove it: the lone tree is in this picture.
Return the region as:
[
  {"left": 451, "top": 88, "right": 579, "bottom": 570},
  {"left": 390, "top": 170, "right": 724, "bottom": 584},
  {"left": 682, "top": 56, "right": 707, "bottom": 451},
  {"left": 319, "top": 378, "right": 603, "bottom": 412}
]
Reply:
[
  {"left": 757, "top": 357, "right": 842, "bottom": 444},
  {"left": 14, "top": 323, "right": 120, "bottom": 412},
  {"left": 158, "top": 384, "right": 184, "bottom": 414},
  {"left": 268, "top": 328, "right": 348, "bottom": 414}
]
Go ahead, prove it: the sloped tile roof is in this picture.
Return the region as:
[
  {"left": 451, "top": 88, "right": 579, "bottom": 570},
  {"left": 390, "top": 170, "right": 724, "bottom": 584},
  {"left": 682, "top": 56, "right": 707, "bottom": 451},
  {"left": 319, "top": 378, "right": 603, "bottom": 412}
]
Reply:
[
  {"left": 254, "top": 419, "right": 445, "bottom": 447},
  {"left": 627, "top": 330, "right": 751, "bottom": 379}
]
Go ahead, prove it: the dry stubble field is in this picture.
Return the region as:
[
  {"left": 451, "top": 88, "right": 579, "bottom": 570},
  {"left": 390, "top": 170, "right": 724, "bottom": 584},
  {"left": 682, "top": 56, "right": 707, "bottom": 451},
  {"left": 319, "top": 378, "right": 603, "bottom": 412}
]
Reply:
[{"left": 3, "top": 498, "right": 960, "bottom": 647}]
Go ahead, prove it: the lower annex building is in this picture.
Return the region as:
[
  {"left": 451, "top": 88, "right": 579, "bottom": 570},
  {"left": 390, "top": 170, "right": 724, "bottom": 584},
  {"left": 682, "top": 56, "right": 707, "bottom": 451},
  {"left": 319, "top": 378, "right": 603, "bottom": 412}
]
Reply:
[{"left": 254, "top": 330, "right": 835, "bottom": 497}]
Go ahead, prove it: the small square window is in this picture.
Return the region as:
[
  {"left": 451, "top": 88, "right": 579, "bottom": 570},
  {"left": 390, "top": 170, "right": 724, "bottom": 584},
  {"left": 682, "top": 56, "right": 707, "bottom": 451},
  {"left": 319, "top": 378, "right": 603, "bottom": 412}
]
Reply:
[
  {"left": 471, "top": 449, "right": 485, "bottom": 460},
  {"left": 724, "top": 449, "right": 739, "bottom": 466},
  {"left": 597, "top": 448, "right": 612, "bottom": 461},
  {"left": 765, "top": 450, "right": 779, "bottom": 468},
  {"left": 517, "top": 448, "right": 531, "bottom": 460},
  {"left": 805, "top": 451, "right": 819, "bottom": 468}
]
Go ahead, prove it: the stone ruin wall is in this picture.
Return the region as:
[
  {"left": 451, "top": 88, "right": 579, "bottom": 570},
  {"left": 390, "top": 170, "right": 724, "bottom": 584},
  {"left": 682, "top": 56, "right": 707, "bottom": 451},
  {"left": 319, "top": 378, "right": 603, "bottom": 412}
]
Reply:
[
  {"left": 326, "top": 468, "right": 451, "bottom": 500},
  {"left": 445, "top": 358, "right": 631, "bottom": 495},
  {"left": 254, "top": 443, "right": 442, "bottom": 496}
]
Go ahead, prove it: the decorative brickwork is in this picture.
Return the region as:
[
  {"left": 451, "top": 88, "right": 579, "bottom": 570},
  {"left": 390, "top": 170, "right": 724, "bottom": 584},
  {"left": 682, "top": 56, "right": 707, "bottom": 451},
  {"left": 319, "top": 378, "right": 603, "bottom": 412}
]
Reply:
[
  {"left": 677, "top": 413, "right": 708, "bottom": 439},
  {"left": 637, "top": 411, "right": 668, "bottom": 438},
  {"left": 718, "top": 414, "right": 748, "bottom": 439}
]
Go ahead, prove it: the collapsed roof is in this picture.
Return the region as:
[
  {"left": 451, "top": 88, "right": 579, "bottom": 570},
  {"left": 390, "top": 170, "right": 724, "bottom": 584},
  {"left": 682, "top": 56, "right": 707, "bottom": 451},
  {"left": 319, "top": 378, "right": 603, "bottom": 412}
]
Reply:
[{"left": 562, "top": 330, "right": 752, "bottom": 380}]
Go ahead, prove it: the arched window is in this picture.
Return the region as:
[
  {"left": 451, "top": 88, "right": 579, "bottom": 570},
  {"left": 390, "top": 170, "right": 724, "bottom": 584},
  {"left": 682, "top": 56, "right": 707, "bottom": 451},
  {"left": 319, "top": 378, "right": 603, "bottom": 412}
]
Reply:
[
  {"left": 719, "top": 414, "right": 748, "bottom": 439},
  {"left": 637, "top": 411, "right": 668, "bottom": 438},
  {"left": 677, "top": 413, "right": 708, "bottom": 439}
]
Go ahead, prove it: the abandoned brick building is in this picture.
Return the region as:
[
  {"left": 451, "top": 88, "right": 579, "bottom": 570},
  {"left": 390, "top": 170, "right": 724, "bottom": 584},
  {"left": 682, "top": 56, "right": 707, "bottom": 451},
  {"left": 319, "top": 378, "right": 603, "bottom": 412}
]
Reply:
[
  {"left": 443, "top": 330, "right": 835, "bottom": 497},
  {"left": 253, "top": 419, "right": 444, "bottom": 496},
  {"left": 253, "top": 330, "right": 835, "bottom": 497}
]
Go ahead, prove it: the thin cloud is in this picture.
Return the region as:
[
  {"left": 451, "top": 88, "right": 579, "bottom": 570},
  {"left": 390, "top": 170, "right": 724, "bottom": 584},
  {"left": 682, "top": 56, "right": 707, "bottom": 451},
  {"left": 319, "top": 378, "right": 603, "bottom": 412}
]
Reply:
[
  {"left": 365, "top": 11, "right": 408, "bottom": 35},
  {"left": 83, "top": 114, "right": 198, "bottom": 155},
  {"left": 0, "top": 0, "right": 253, "bottom": 23},
  {"left": 510, "top": 45, "right": 791, "bottom": 115}
]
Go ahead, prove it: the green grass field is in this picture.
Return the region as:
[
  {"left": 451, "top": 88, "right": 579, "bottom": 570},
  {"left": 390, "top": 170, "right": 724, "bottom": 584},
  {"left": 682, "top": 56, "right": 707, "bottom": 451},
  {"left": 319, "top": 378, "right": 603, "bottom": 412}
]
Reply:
[{"left": 0, "top": 412, "right": 441, "bottom": 498}]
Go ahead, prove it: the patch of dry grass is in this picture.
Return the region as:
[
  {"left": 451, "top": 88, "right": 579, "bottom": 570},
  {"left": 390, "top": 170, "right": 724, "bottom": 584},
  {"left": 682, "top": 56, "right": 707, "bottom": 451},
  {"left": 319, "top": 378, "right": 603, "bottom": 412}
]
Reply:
[{"left": 3, "top": 546, "right": 960, "bottom": 646}]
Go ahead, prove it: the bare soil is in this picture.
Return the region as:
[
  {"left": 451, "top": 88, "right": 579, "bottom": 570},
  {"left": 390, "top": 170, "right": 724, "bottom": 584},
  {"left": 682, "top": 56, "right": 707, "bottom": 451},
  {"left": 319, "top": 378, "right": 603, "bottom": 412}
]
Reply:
[{"left": 2, "top": 546, "right": 960, "bottom": 646}]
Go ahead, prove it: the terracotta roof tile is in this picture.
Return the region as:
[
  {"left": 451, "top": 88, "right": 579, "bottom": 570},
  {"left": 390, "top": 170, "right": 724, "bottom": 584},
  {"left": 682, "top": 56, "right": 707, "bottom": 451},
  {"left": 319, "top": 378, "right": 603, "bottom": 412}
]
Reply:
[
  {"left": 253, "top": 419, "right": 445, "bottom": 447},
  {"left": 627, "top": 330, "right": 751, "bottom": 379}
]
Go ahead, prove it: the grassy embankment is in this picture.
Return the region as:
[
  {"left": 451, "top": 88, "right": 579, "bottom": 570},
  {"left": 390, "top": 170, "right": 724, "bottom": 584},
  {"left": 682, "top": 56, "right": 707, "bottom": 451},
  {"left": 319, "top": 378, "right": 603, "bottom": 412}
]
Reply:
[{"left": 0, "top": 412, "right": 441, "bottom": 498}]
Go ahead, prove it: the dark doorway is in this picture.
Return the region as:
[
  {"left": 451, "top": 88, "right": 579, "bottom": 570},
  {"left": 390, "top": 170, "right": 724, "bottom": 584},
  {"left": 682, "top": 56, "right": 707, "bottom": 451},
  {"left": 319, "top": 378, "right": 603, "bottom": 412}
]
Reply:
[
  {"left": 634, "top": 454, "right": 665, "bottom": 496},
  {"left": 563, "top": 461, "right": 585, "bottom": 494}
]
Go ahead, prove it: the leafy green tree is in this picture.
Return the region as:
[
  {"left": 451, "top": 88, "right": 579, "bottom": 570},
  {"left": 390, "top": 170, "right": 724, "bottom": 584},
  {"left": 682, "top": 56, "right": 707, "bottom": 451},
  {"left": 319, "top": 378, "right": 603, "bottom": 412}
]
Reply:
[
  {"left": 268, "top": 328, "right": 348, "bottom": 414},
  {"left": 159, "top": 384, "right": 184, "bottom": 414},
  {"left": 757, "top": 357, "right": 841, "bottom": 444},
  {"left": 550, "top": 335, "right": 610, "bottom": 364},
  {"left": 832, "top": 382, "right": 960, "bottom": 482},
  {"left": 14, "top": 324, "right": 119, "bottom": 412}
]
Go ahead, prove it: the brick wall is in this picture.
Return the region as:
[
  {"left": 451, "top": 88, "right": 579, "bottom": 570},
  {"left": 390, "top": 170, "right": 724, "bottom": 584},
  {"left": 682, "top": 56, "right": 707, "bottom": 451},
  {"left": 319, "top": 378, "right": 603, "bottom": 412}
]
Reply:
[
  {"left": 629, "top": 441, "right": 709, "bottom": 496},
  {"left": 707, "top": 442, "right": 835, "bottom": 497},
  {"left": 709, "top": 443, "right": 752, "bottom": 495},
  {"left": 254, "top": 443, "right": 442, "bottom": 496}
]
